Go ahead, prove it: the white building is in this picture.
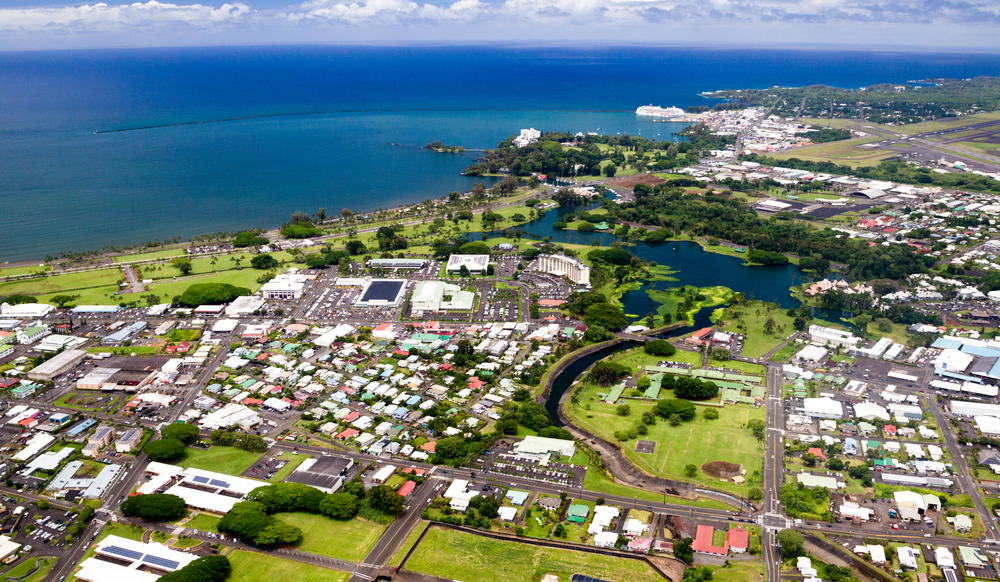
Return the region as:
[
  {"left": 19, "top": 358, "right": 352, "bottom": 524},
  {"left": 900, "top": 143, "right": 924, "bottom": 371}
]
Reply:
[
  {"left": 512, "top": 128, "right": 541, "bottom": 148},
  {"left": 534, "top": 254, "right": 591, "bottom": 286},
  {"left": 260, "top": 273, "right": 308, "bottom": 300},
  {"left": 795, "top": 345, "right": 828, "bottom": 364},
  {"left": 952, "top": 400, "right": 1000, "bottom": 417},
  {"left": 803, "top": 397, "right": 843, "bottom": 419},
  {"left": 445, "top": 254, "right": 490, "bottom": 274},
  {"left": 854, "top": 402, "right": 890, "bottom": 422},
  {"left": 808, "top": 325, "right": 860, "bottom": 348},
  {"left": 512, "top": 436, "right": 576, "bottom": 461},
  {"left": 76, "top": 535, "right": 197, "bottom": 582},
  {"left": 0, "top": 303, "right": 54, "bottom": 318},
  {"left": 226, "top": 295, "right": 267, "bottom": 316}
]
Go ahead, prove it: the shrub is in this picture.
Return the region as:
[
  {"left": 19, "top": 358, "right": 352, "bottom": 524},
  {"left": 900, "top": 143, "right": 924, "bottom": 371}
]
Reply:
[{"left": 643, "top": 339, "right": 676, "bottom": 356}]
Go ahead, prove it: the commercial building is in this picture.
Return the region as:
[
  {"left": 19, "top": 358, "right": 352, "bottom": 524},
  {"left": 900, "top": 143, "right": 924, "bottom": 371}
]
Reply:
[
  {"left": 76, "top": 535, "right": 197, "bottom": 582},
  {"left": 27, "top": 348, "right": 87, "bottom": 381},
  {"left": 951, "top": 400, "right": 1000, "bottom": 417},
  {"left": 101, "top": 321, "right": 147, "bottom": 345},
  {"left": 259, "top": 273, "right": 308, "bottom": 300},
  {"left": 0, "top": 536, "right": 20, "bottom": 563},
  {"left": 808, "top": 325, "right": 860, "bottom": 348},
  {"left": 802, "top": 397, "right": 843, "bottom": 419},
  {"left": 410, "top": 281, "right": 475, "bottom": 313},
  {"left": 796, "top": 472, "right": 841, "bottom": 490},
  {"left": 445, "top": 254, "right": 490, "bottom": 274},
  {"left": 36, "top": 334, "right": 87, "bottom": 352},
  {"left": 116, "top": 428, "right": 144, "bottom": 452},
  {"left": 154, "top": 465, "right": 266, "bottom": 513},
  {"left": 512, "top": 436, "right": 576, "bottom": 461},
  {"left": 533, "top": 254, "right": 591, "bottom": 286},
  {"left": 354, "top": 279, "right": 408, "bottom": 308},
  {"left": 367, "top": 258, "right": 427, "bottom": 270},
  {"left": 0, "top": 303, "right": 54, "bottom": 318},
  {"left": 197, "top": 403, "right": 261, "bottom": 430},
  {"left": 16, "top": 324, "right": 50, "bottom": 344},
  {"left": 225, "top": 295, "right": 267, "bottom": 316},
  {"left": 795, "top": 345, "right": 828, "bottom": 364}
]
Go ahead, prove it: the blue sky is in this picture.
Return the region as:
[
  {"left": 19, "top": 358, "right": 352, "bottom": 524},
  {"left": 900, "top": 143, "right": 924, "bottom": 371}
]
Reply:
[{"left": 1, "top": 0, "right": 999, "bottom": 50}]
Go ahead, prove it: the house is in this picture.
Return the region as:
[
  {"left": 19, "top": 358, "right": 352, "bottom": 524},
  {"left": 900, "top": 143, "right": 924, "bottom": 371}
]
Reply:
[
  {"left": 594, "top": 531, "right": 618, "bottom": 548},
  {"left": 567, "top": 505, "right": 589, "bottom": 523},
  {"left": 806, "top": 447, "right": 827, "bottom": 461},
  {"left": 691, "top": 525, "right": 729, "bottom": 556},
  {"left": 958, "top": 546, "right": 988, "bottom": 567},
  {"left": 897, "top": 546, "right": 919, "bottom": 569},
  {"left": 727, "top": 527, "right": 749, "bottom": 553},
  {"left": 868, "top": 544, "right": 886, "bottom": 564},
  {"left": 443, "top": 479, "right": 477, "bottom": 511},
  {"left": 948, "top": 514, "right": 973, "bottom": 533},
  {"left": 935, "top": 547, "right": 955, "bottom": 569}
]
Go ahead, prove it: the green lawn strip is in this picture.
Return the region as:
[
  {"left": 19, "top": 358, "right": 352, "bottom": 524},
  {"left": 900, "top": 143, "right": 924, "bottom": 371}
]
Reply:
[
  {"left": 113, "top": 248, "right": 187, "bottom": 263},
  {"left": 87, "top": 346, "right": 163, "bottom": 355},
  {"left": 171, "top": 536, "right": 202, "bottom": 549},
  {"left": 704, "top": 559, "right": 765, "bottom": 582},
  {"left": 140, "top": 269, "right": 265, "bottom": 303},
  {"left": 405, "top": 527, "right": 663, "bottom": 582},
  {"left": 0, "top": 268, "right": 122, "bottom": 301},
  {"left": 269, "top": 455, "right": 307, "bottom": 482},
  {"left": 769, "top": 343, "right": 800, "bottom": 363},
  {"left": 0, "top": 557, "right": 57, "bottom": 582},
  {"left": 272, "top": 512, "right": 386, "bottom": 563},
  {"left": 0, "top": 264, "right": 51, "bottom": 278},
  {"left": 387, "top": 520, "right": 430, "bottom": 567},
  {"left": 54, "top": 392, "right": 119, "bottom": 412},
  {"left": 141, "top": 251, "right": 296, "bottom": 280},
  {"left": 227, "top": 550, "right": 350, "bottom": 582},
  {"left": 176, "top": 446, "right": 261, "bottom": 476},
  {"left": 184, "top": 512, "right": 222, "bottom": 533},
  {"left": 567, "top": 383, "right": 764, "bottom": 497},
  {"left": 84, "top": 523, "right": 146, "bottom": 559},
  {"left": 645, "top": 286, "right": 731, "bottom": 326}
]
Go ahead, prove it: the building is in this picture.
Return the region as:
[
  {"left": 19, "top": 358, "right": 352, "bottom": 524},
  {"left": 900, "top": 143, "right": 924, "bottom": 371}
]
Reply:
[
  {"left": 795, "top": 345, "right": 828, "bottom": 364},
  {"left": 936, "top": 547, "right": 955, "bottom": 569},
  {"left": 512, "top": 436, "right": 576, "bottom": 461},
  {"left": 0, "top": 303, "right": 54, "bottom": 318},
  {"left": 445, "top": 254, "right": 490, "bottom": 274},
  {"left": 443, "top": 479, "right": 477, "bottom": 511},
  {"left": 802, "top": 397, "right": 843, "bottom": 418},
  {"left": 410, "top": 281, "right": 475, "bottom": 313},
  {"left": 116, "top": 428, "right": 143, "bottom": 453},
  {"left": 951, "top": 400, "right": 1000, "bottom": 417},
  {"left": 259, "top": 273, "right": 308, "bottom": 300},
  {"left": 534, "top": 254, "right": 591, "bottom": 286},
  {"left": 225, "top": 296, "right": 267, "bottom": 316},
  {"left": 512, "top": 128, "right": 541, "bottom": 148},
  {"left": 869, "top": 544, "right": 886, "bottom": 564},
  {"left": 16, "top": 324, "right": 50, "bottom": 345},
  {"left": 76, "top": 535, "right": 197, "bottom": 582},
  {"left": 101, "top": 321, "right": 147, "bottom": 345},
  {"left": 354, "top": 279, "right": 408, "bottom": 308},
  {"left": 808, "top": 325, "right": 860, "bottom": 348},
  {"left": 727, "top": 527, "right": 749, "bottom": 553},
  {"left": 897, "top": 546, "right": 919, "bottom": 570},
  {"left": 948, "top": 514, "right": 973, "bottom": 533},
  {"left": 367, "top": 258, "right": 427, "bottom": 270},
  {"left": 0, "top": 535, "right": 20, "bottom": 562},
  {"left": 796, "top": 472, "right": 840, "bottom": 490},
  {"left": 692, "top": 525, "right": 729, "bottom": 556},
  {"left": 152, "top": 464, "right": 267, "bottom": 513},
  {"left": 27, "top": 348, "right": 87, "bottom": 381}
]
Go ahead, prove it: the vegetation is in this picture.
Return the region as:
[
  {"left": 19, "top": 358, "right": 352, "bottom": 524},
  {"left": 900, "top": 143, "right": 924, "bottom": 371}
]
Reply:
[
  {"left": 120, "top": 494, "right": 187, "bottom": 521},
  {"left": 143, "top": 439, "right": 186, "bottom": 461},
  {"left": 157, "top": 556, "right": 231, "bottom": 582},
  {"left": 161, "top": 423, "right": 200, "bottom": 444},
  {"left": 175, "top": 282, "right": 251, "bottom": 307}
]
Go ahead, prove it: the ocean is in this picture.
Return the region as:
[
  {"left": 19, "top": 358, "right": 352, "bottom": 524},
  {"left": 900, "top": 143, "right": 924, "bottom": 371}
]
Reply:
[{"left": 3, "top": 45, "right": 1000, "bottom": 262}]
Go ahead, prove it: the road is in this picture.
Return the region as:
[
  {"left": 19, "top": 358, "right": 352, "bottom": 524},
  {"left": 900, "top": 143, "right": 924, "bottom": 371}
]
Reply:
[{"left": 761, "top": 364, "right": 786, "bottom": 582}]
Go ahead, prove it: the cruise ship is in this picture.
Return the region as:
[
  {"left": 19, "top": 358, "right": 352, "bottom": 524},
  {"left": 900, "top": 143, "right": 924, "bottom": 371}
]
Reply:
[{"left": 635, "top": 105, "right": 685, "bottom": 118}]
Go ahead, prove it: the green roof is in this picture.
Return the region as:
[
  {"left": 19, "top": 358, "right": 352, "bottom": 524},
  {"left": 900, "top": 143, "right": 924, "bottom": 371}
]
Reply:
[{"left": 567, "top": 504, "right": 589, "bottom": 521}]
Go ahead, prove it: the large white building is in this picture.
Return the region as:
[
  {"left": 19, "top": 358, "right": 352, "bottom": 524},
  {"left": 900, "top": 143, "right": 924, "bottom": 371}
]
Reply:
[
  {"left": 808, "top": 325, "right": 860, "bottom": 348},
  {"left": 512, "top": 435, "right": 576, "bottom": 460},
  {"left": 410, "top": 281, "right": 475, "bottom": 313},
  {"left": 802, "top": 397, "right": 843, "bottom": 419},
  {"left": 259, "top": 273, "right": 308, "bottom": 300},
  {"left": 76, "top": 535, "right": 197, "bottom": 582},
  {"left": 0, "top": 303, "right": 54, "bottom": 318},
  {"left": 951, "top": 400, "right": 1000, "bottom": 417},
  {"left": 534, "top": 254, "right": 591, "bottom": 286},
  {"left": 445, "top": 254, "right": 490, "bottom": 274}
]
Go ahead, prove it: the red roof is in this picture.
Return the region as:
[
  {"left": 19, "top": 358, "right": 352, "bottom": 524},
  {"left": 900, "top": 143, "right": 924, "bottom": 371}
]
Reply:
[
  {"left": 337, "top": 428, "right": 359, "bottom": 440},
  {"left": 401, "top": 467, "right": 425, "bottom": 476},
  {"left": 0, "top": 379, "right": 17, "bottom": 389},
  {"left": 726, "top": 527, "right": 749, "bottom": 550},
  {"left": 243, "top": 398, "right": 263, "bottom": 406},
  {"left": 344, "top": 411, "right": 360, "bottom": 422},
  {"left": 468, "top": 377, "right": 485, "bottom": 390},
  {"left": 397, "top": 481, "right": 416, "bottom": 497},
  {"left": 807, "top": 447, "right": 826, "bottom": 460},
  {"left": 421, "top": 441, "right": 437, "bottom": 453},
  {"left": 691, "top": 525, "right": 728, "bottom": 555},
  {"left": 691, "top": 327, "right": 713, "bottom": 340},
  {"left": 538, "top": 299, "right": 566, "bottom": 307}
]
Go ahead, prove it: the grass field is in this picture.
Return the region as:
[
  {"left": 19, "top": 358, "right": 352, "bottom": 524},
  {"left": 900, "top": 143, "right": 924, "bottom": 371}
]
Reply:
[
  {"left": 646, "top": 285, "right": 731, "bottom": 326},
  {"left": 140, "top": 269, "right": 265, "bottom": 303},
  {"left": 954, "top": 140, "right": 1000, "bottom": 157},
  {"left": 719, "top": 303, "right": 799, "bottom": 359},
  {"left": 405, "top": 528, "right": 664, "bottom": 582},
  {"left": 113, "top": 248, "right": 186, "bottom": 263},
  {"left": 770, "top": 136, "right": 896, "bottom": 168},
  {"left": 184, "top": 512, "right": 222, "bottom": 533},
  {"left": 0, "top": 557, "right": 57, "bottom": 582},
  {"left": 0, "top": 264, "right": 50, "bottom": 278},
  {"left": 227, "top": 551, "right": 350, "bottom": 582},
  {"left": 387, "top": 521, "right": 430, "bottom": 567},
  {"left": 272, "top": 512, "right": 385, "bottom": 562},
  {"left": 890, "top": 111, "right": 1000, "bottom": 135},
  {"left": 0, "top": 268, "right": 122, "bottom": 303},
  {"left": 176, "top": 446, "right": 261, "bottom": 476},
  {"left": 568, "top": 381, "right": 764, "bottom": 496}
]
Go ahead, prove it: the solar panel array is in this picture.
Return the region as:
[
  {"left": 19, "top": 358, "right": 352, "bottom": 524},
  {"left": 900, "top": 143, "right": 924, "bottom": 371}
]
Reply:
[
  {"left": 209, "top": 479, "right": 230, "bottom": 488},
  {"left": 101, "top": 544, "right": 183, "bottom": 571},
  {"left": 192, "top": 475, "right": 210, "bottom": 484},
  {"left": 143, "top": 555, "right": 181, "bottom": 570},
  {"left": 571, "top": 575, "right": 611, "bottom": 582},
  {"left": 360, "top": 280, "right": 405, "bottom": 302},
  {"left": 102, "top": 545, "right": 144, "bottom": 560}
]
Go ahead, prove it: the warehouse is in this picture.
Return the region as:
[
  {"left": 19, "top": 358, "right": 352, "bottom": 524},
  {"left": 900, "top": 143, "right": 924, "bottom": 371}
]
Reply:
[
  {"left": 354, "top": 279, "right": 407, "bottom": 308},
  {"left": 225, "top": 295, "right": 267, "bottom": 316},
  {"left": 512, "top": 435, "right": 576, "bottom": 461},
  {"left": 951, "top": 400, "right": 1000, "bottom": 417},
  {"left": 367, "top": 258, "right": 427, "bottom": 270},
  {"left": 27, "top": 348, "right": 87, "bottom": 381},
  {"left": 0, "top": 303, "right": 54, "bottom": 318},
  {"left": 445, "top": 254, "right": 489, "bottom": 274},
  {"left": 410, "top": 281, "right": 475, "bottom": 313},
  {"left": 101, "top": 321, "right": 147, "bottom": 345},
  {"left": 802, "top": 397, "right": 843, "bottom": 419}
]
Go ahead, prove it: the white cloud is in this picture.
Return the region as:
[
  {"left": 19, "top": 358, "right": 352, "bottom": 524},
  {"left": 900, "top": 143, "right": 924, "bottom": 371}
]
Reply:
[{"left": 0, "top": 0, "right": 999, "bottom": 46}]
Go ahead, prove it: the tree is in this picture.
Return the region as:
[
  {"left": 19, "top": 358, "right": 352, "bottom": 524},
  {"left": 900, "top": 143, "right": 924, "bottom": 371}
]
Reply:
[
  {"left": 345, "top": 240, "right": 367, "bottom": 255},
  {"left": 172, "top": 258, "right": 193, "bottom": 276},
  {"left": 703, "top": 408, "right": 719, "bottom": 420},
  {"left": 826, "top": 458, "right": 844, "bottom": 471},
  {"left": 644, "top": 339, "right": 676, "bottom": 356},
  {"left": 637, "top": 376, "right": 651, "bottom": 389},
  {"left": 161, "top": 423, "right": 199, "bottom": 444},
  {"left": 512, "top": 388, "right": 531, "bottom": 402},
  {"left": 584, "top": 324, "right": 614, "bottom": 342},
  {"left": 143, "top": 439, "right": 186, "bottom": 461},
  {"left": 121, "top": 494, "right": 187, "bottom": 521},
  {"left": 368, "top": 485, "right": 404, "bottom": 515},
  {"left": 603, "top": 163, "right": 617, "bottom": 177},
  {"left": 655, "top": 399, "right": 696, "bottom": 421},
  {"left": 748, "top": 487, "right": 763, "bottom": 502},
  {"left": 319, "top": 493, "right": 359, "bottom": 520},
  {"left": 685, "top": 464, "right": 698, "bottom": 477},
  {"left": 176, "top": 283, "right": 251, "bottom": 307},
  {"left": 157, "top": 556, "right": 231, "bottom": 582},
  {"left": 37, "top": 499, "right": 50, "bottom": 510},
  {"left": 802, "top": 453, "right": 817, "bottom": 467},
  {"left": 876, "top": 317, "right": 894, "bottom": 332},
  {"left": 776, "top": 529, "right": 805, "bottom": 558},
  {"left": 584, "top": 303, "right": 628, "bottom": 331},
  {"left": 50, "top": 295, "right": 77, "bottom": 308},
  {"left": 616, "top": 404, "right": 631, "bottom": 417},
  {"left": 674, "top": 537, "right": 694, "bottom": 564},
  {"left": 459, "top": 265, "right": 470, "bottom": 277},
  {"left": 251, "top": 254, "right": 279, "bottom": 270}
]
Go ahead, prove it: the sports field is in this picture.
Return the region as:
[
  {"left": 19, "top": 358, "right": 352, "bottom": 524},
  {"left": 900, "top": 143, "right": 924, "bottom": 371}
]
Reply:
[
  {"left": 176, "top": 446, "right": 261, "bottom": 476},
  {"left": 405, "top": 527, "right": 664, "bottom": 582},
  {"left": 227, "top": 551, "right": 350, "bottom": 582}
]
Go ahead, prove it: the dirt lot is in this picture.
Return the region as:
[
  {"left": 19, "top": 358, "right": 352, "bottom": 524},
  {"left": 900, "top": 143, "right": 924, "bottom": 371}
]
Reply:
[{"left": 609, "top": 174, "right": 666, "bottom": 189}]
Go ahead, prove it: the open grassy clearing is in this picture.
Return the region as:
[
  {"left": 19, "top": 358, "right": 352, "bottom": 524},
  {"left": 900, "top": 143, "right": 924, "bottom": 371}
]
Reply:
[
  {"left": 646, "top": 285, "right": 731, "bottom": 326},
  {"left": 770, "top": 136, "right": 897, "bottom": 168},
  {"left": 272, "top": 512, "right": 385, "bottom": 562},
  {"left": 0, "top": 264, "right": 50, "bottom": 278},
  {"left": 139, "top": 269, "right": 265, "bottom": 303},
  {"left": 889, "top": 111, "right": 1000, "bottom": 135},
  {"left": 113, "top": 248, "right": 187, "bottom": 263},
  {"left": 954, "top": 140, "right": 1000, "bottom": 156},
  {"left": 227, "top": 551, "right": 350, "bottom": 582},
  {"left": 387, "top": 521, "right": 430, "bottom": 567},
  {"left": 176, "top": 446, "right": 261, "bottom": 476},
  {"left": 184, "top": 512, "right": 222, "bottom": 533},
  {"left": 405, "top": 527, "right": 664, "bottom": 582},
  {"left": 568, "top": 380, "right": 764, "bottom": 496},
  {"left": 0, "top": 268, "right": 121, "bottom": 300},
  {"left": 269, "top": 455, "right": 307, "bottom": 482}
]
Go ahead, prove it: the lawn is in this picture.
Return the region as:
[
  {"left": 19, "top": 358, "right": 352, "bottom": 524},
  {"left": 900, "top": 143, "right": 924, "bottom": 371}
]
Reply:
[
  {"left": 0, "top": 557, "right": 57, "bottom": 582},
  {"left": 0, "top": 268, "right": 122, "bottom": 302},
  {"left": 184, "top": 512, "right": 222, "bottom": 533},
  {"left": 272, "top": 512, "right": 385, "bottom": 562},
  {"left": 0, "top": 264, "right": 50, "bottom": 278},
  {"left": 176, "top": 446, "right": 261, "bottom": 476},
  {"left": 141, "top": 269, "right": 265, "bottom": 304},
  {"left": 54, "top": 392, "right": 119, "bottom": 412},
  {"left": 646, "top": 285, "right": 732, "bottom": 326},
  {"left": 113, "top": 248, "right": 187, "bottom": 263},
  {"left": 769, "top": 343, "right": 800, "bottom": 363},
  {"left": 719, "top": 302, "right": 802, "bottom": 359},
  {"left": 864, "top": 321, "right": 911, "bottom": 345},
  {"left": 87, "top": 346, "right": 163, "bottom": 355},
  {"left": 706, "top": 559, "right": 764, "bottom": 582},
  {"left": 568, "top": 386, "right": 765, "bottom": 497},
  {"left": 227, "top": 551, "right": 350, "bottom": 582},
  {"left": 770, "top": 136, "right": 897, "bottom": 168},
  {"left": 890, "top": 111, "right": 1000, "bottom": 135},
  {"left": 405, "top": 527, "right": 664, "bottom": 582},
  {"left": 387, "top": 521, "right": 430, "bottom": 567}
]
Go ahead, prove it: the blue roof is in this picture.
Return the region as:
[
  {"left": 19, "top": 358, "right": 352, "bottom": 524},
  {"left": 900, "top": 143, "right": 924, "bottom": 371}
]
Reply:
[
  {"left": 937, "top": 370, "right": 982, "bottom": 383},
  {"left": 66, "top": 419, "right": 97, "bottom": 436},
  {"left": 392, "top": 407, "right": 409, "bottom": 418},
  {"left": 932, "top": 337, "right": 963, "bottom": 350},
  {"left": 506, "top": 490, "right": 530, "bottom": 505}
]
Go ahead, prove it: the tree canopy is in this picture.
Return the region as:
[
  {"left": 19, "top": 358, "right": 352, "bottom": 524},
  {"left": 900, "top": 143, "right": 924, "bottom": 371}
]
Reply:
[
  {"left": 157, "top": 556, "right": 231, "bottom": 582},
  {"left": 176, "top": 283, "right": 251, "bottom": 307},
  {"left": 142, "top": 439, "right": 186, "bottom": 461},
  {"left": 161, "top": 423, "right": 199, "bottom": 444},
  {"left": 121, "top": 494, "right": 187, "bottom": 522},
  {"left": 584, "top": 303, "right": 628, "bottom": 331}
]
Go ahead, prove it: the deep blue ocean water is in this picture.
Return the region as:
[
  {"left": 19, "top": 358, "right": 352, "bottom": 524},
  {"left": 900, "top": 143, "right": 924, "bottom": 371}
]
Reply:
[{"left": 3, "top": 45, "right": 1000, "bottom": 262}]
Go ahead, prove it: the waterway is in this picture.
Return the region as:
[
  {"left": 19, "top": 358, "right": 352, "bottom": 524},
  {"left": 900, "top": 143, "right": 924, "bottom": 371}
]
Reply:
[{"left": 521, "top": 202, "right": 855, "bottom": 419}]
